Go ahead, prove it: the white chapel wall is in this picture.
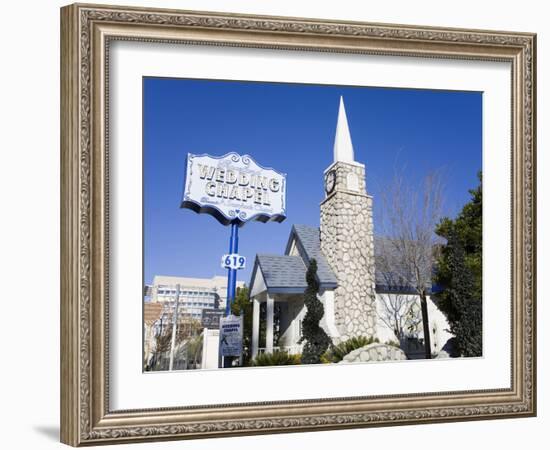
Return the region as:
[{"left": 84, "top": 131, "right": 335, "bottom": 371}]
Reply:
[{"left": 375, "top": 293, "right": 453, "bottom": 356}]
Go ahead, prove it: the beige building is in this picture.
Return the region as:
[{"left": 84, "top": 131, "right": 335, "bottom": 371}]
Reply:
[
  {"left": 144, "top": 275, "right": 245, "bottom": 370},
  {"left": 150, "top": 275, "right": 244, "bottom": 319}
]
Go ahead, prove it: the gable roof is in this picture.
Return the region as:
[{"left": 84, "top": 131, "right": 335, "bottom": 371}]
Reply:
[
  {"left": 248, "top": 224, "right": 338, "bottom": 296},
  {"left": 252, "top": 254, "right": 308, "bottom": 294},
  {"left": 284, "top": 224, "right": 338, "bottom": 287}
]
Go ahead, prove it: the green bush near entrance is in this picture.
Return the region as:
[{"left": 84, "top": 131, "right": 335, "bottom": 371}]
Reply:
[
  {"left": 323, "top": 336, "right": 380, "bottom": 363},
  {"left": 250, "top": 351, "right": 302, "bottom": 366}
]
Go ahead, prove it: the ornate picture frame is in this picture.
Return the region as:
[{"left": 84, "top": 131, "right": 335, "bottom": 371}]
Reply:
[{"left": 60, "top": 3, "right": 536, "bottom": 446}]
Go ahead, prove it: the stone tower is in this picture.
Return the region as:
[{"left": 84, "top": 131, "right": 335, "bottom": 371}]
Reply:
[{"left": 320, "top": 97, "right": 377, "bottom": 341}]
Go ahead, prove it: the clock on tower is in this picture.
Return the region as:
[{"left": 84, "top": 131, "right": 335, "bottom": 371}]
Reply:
[{"left": 325, "top": 169, "right": 336, "bottom": 194}]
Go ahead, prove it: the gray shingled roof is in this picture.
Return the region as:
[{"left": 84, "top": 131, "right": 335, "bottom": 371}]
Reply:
[
  {"left": 255, "top": 254, "right": 307, "bottom": 293},
  {"left": 249, "top": 224, "right": 338, "bottom": 295},
  {"left": 285, "top": 224, "right": 338, "bottom": 286}
]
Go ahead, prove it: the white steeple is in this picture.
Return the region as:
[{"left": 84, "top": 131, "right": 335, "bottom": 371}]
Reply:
[{"left": 333, "top": 96, "right": 355, "bottom": 164}]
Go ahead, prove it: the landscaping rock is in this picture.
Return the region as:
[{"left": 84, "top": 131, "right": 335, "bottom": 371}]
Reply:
[{"left": 339, "top": 343, "right": 406, "bottom": 364}]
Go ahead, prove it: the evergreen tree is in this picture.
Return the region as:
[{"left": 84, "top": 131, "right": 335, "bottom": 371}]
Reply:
[
  {"left": 434, "top": 172, "right": 482, "bottom": 357},
  {"left": 435, "top": 172, "right": 482, "bottom": 304},
  {"left": 440, "top": 231, "right": 482, "bottom": 357},
  {"left": 231, "top": 285, "right": 252, "bottom": 364},
  {"left": 299, "top": 259, "right": 332, "bottom": 364}
]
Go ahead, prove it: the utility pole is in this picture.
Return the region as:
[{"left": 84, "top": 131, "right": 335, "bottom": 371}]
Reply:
[{"left": 169, "top": 284, "right": 181, "bottom": 371}]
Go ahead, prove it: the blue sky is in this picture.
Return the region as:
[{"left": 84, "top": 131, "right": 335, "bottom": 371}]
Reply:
[{"left": 143, "top": 77, "right": 482, "bottom": 286}]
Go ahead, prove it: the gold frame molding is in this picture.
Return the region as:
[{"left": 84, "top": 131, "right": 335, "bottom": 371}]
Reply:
[{"left": 60, "top": 3, "right": 537, "bottom": 446}]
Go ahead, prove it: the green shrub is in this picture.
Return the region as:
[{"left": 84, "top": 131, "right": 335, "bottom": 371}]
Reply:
[
  {"left": 299, "top": 259, "right": 332, "bottom": 364},
  {"left": 251, "top": 351, "right": 302, "bottom": 366},
  {"left": 324, "top": 336, "right": 379, "bottom": 363}
]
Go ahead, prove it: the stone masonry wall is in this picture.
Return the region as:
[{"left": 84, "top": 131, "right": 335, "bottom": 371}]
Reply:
[
  {"left": 320, "top": 161, "right": 377, "bottom": 343},
  {"left": 339, "top": 343, "right": 407, "bottom": 363}
]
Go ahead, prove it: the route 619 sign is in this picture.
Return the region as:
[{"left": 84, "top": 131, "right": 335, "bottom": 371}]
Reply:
[{"left": 221, "top": 254, "right": 246, "bottom": 270}]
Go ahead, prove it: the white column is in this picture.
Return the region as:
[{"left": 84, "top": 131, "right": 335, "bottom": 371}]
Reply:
[
  {"left": 266, "top": 294, "right": 274, "bottom": 354},
  {"left": 251, "top": 297, "right": 260, "bottom": 359}
]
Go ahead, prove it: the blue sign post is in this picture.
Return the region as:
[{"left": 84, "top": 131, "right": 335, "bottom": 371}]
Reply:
[
  {"left": 181, "top": 152, "right": 287, "bottom": 368},
  {"left": 224, "top": 221, "right": 239, "bottom": 317}
]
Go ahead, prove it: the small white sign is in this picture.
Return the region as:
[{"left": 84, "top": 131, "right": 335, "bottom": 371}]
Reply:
[
  {"left": 219, "top": 315, "right": 243, "bottom": 357},
  {"left": 221, "top": 254, "right": 246, "bottom": 270},
  {"left": 181, "top": 152, "right": 286, "bottom": 226}
]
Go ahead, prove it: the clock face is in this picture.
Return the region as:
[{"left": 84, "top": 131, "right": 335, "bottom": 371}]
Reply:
[{"left": 325, "top": 170, "right": 336, "bottom": 194}]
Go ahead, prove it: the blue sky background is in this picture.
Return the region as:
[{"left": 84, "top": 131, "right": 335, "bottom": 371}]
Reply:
[{"left": 143, "top": 78, "right": 482, "bottom": 286}]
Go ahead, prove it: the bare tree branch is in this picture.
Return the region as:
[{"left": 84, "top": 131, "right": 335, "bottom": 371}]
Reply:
[{"left": 376, "top": 165, "right": 445, "bottom": 358}]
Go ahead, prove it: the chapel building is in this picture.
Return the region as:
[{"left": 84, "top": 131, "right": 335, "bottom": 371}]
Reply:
[{"left": 248, "top": 97, "right": 452, "bottom": 359}]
